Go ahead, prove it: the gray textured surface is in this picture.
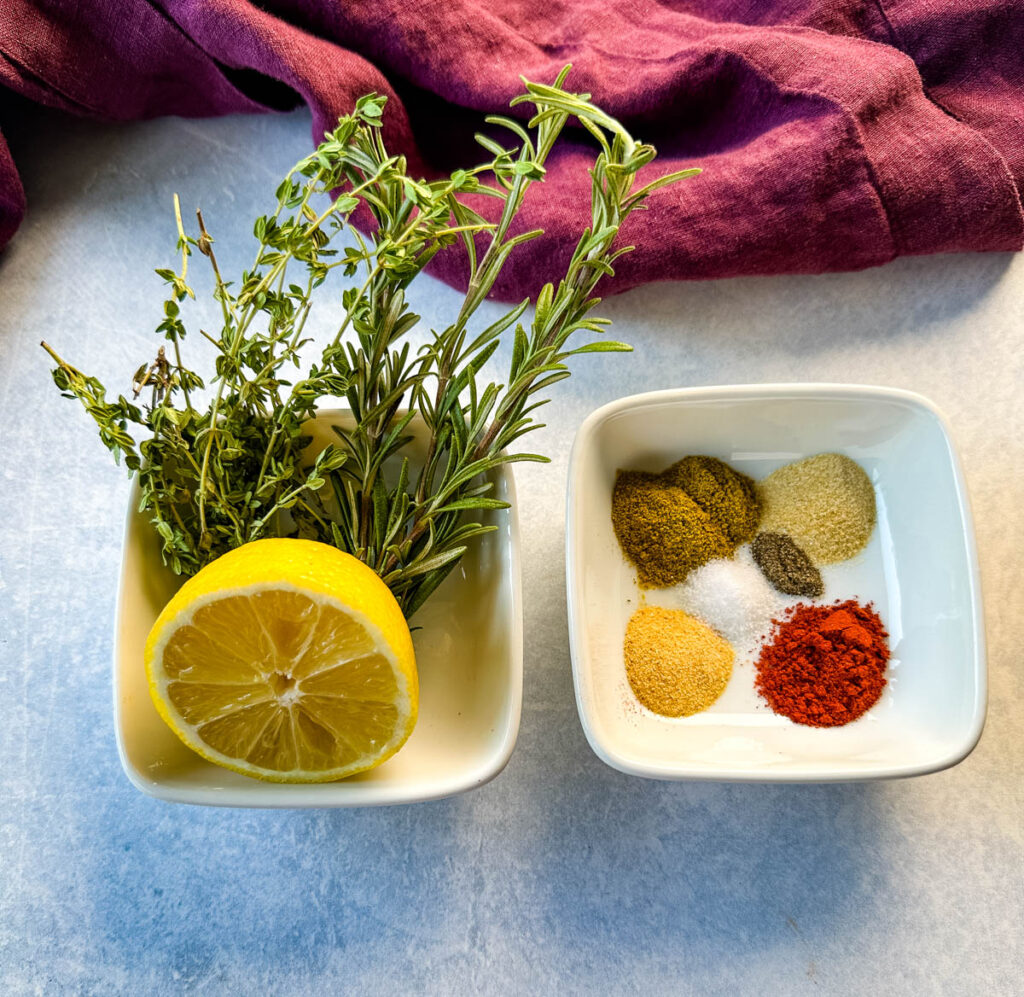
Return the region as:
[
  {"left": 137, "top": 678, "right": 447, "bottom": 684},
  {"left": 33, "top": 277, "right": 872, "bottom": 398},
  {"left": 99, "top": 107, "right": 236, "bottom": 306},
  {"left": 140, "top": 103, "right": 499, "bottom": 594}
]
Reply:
[{"left": 1, "top": 104, "right": 1022, "bottom": 996}]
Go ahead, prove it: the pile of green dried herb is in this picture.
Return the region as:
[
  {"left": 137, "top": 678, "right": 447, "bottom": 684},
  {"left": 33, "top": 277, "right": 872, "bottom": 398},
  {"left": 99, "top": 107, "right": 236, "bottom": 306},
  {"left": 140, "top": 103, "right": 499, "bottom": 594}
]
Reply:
[
  {"left": 611, "top": 456, "right": 760, "bottom": 587},
  {"left": 665, "top": 456, "right": 762, "bottom": 546},
  {"left": 43, "top": 68, "right": 698, "bottom": 617}
]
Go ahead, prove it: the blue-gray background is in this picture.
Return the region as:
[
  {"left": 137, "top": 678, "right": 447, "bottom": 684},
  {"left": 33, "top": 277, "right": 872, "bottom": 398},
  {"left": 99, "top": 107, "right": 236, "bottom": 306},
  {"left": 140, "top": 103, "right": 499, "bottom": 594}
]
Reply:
[{"left": 1, "top": 100, "right": 1021, "bottom": 995}]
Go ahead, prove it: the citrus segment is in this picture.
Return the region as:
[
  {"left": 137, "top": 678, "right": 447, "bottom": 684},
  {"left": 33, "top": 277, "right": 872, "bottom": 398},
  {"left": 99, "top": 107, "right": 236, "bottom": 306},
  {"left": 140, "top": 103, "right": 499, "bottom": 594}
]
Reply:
[{"left": 145, "top": 539, "right": 418, "bottom": 782}]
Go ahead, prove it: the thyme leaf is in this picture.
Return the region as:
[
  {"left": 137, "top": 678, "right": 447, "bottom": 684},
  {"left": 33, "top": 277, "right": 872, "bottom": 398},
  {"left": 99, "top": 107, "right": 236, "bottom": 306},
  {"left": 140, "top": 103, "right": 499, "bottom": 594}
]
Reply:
[{"left": 43, "top": 67, "right": 699, "bottom": 615}]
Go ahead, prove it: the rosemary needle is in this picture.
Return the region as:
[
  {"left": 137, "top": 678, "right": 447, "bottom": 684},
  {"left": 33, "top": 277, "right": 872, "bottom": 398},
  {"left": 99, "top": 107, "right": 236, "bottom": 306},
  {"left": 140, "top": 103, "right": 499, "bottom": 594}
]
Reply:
[{"left": 44, "top": 68, "right": 700, "bottom": 617}]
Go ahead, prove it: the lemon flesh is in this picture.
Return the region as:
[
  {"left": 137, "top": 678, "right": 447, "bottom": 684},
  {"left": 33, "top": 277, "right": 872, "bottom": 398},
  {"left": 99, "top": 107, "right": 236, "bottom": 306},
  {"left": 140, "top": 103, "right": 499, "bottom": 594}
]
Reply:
[{"left": 144, "top": 539, "right": 417, "bottom": 782}]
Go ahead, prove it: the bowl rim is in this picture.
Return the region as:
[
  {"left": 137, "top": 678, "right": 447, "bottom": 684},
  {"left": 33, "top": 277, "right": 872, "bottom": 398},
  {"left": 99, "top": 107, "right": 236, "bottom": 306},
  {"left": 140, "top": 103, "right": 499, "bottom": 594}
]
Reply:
[
  {"left": 112, "top": 408, "right": 524, "bottom": 808},
  {"left": 565, "top": 382, "right": 987, "bottom": 783}
]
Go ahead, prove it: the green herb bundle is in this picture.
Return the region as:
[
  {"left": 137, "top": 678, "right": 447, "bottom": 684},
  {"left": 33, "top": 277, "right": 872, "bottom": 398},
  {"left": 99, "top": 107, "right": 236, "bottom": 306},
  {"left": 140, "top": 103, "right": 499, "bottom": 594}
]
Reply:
[{"left": 44, "top": 68, "right": 698, "bottom": 617}]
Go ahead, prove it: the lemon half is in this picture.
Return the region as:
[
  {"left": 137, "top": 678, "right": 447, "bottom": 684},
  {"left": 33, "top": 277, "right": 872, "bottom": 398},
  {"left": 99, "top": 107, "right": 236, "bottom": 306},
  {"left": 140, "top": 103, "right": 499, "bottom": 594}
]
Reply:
[{"left": 144, "top": 539, "right": 418, "bottom": 782}]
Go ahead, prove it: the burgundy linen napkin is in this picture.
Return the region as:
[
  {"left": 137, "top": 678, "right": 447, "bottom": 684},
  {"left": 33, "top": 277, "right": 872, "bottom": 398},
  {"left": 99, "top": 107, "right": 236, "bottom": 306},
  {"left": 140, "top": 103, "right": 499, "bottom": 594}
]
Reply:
[{"left": 1, "top": 0, "right": 1022, "bottom": 297}]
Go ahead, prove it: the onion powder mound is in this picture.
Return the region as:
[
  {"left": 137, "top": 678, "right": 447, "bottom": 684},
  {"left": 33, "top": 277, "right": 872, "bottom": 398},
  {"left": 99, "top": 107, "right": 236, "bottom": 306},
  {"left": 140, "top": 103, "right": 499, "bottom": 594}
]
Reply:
[{"left": 757, "top": 453, "right": 876, "bottom": 564}]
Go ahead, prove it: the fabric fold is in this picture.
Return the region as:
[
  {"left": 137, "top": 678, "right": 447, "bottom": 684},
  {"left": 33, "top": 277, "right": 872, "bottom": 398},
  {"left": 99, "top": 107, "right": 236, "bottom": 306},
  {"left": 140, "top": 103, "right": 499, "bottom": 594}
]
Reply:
[{"left": 0, "top": 0, "right": 1021, "bottom": 296}]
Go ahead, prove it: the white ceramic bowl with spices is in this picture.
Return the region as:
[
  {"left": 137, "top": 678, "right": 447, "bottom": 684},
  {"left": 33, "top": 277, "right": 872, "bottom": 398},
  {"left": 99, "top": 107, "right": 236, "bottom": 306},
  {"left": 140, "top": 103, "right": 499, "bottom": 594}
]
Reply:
[
  {"left": 114, "top": 410, "right": 524, "bottom": 807},
  {"left": 566, "top": 383, "right": 986, "bottom": 782}
]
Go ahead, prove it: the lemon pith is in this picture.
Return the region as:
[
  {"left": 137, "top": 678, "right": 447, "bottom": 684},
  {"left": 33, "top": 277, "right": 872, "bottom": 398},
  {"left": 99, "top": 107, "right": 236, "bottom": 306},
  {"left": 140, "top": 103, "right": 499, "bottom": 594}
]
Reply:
[{"left": 144, "top": 539, "right": 418, "bottom": 783}]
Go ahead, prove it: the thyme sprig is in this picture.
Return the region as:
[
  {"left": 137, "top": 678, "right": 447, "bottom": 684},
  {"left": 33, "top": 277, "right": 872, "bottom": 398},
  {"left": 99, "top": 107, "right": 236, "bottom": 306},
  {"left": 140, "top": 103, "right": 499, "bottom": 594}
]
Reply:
[{"left": 44, "top": 68, "right": 699, "bottom": 616}]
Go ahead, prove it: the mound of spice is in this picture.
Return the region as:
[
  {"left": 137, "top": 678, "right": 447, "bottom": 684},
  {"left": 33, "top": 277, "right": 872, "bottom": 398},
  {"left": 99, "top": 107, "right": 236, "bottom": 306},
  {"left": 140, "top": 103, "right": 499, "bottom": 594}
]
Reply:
[
  {"left": 664, "top": 456, "right": 762, "bottom": 546},
  {"left": 758, "top": 453, "right": 876, "bottom": 564},
  {"left": 612, "top": 457, "right": 761, "bottom": 587},
  {"left": 624, "top": 605, "right": 734, "bottom": 717},
  {"left": 673, "top": 545, "right": 785, "bottom": 652},
  {"left": 751, "top": 531, "right": 824, "bottom": 598},
  {"left": 612, "top": 472, "right": 730, "bottom": 587},
  {"left": 755, "top": 600, "right": 889, "bottom": 727}
]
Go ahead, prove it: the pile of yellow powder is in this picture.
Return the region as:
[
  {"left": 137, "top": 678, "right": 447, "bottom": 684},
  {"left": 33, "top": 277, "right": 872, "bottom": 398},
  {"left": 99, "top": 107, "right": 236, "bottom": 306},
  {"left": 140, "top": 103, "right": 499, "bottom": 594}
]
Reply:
[{"left": 623, "top": 605, "right": 734, "bottom": 717}]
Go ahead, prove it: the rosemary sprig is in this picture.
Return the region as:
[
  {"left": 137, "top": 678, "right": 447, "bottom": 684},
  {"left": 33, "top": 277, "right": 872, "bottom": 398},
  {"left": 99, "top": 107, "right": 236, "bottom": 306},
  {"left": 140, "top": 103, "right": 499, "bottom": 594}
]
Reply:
[{"left": 43, "top": 68, "right": 699, "bottom": 616}]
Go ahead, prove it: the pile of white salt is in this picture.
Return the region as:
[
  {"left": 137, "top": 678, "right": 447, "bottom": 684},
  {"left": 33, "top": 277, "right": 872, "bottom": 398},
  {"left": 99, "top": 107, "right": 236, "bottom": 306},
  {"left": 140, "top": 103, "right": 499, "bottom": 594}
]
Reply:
[{"left": 668, "top": 546, "right": 790, "bottom": 653}]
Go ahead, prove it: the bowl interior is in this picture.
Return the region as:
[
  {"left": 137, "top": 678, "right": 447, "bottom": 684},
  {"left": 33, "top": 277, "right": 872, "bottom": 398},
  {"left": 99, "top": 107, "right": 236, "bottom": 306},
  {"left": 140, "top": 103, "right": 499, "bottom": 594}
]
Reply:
[
  {"left": 115, "top": 411, "right": 522, "bottom": 807},
  {"left": 568, "top": 387, "right": 985, "bottom": 780}
]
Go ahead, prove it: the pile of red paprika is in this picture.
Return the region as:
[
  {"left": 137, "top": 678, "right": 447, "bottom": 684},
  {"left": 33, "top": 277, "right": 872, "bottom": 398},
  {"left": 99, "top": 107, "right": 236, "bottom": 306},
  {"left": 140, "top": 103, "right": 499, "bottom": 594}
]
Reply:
[{"left": 755, "top": 599, "right": 889, "bottom": 727}]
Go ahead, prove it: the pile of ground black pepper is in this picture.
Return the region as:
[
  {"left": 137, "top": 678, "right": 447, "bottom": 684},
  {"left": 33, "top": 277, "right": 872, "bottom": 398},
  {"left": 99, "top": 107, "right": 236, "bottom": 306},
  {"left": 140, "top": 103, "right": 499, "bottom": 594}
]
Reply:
[{"left": 751, "top": 531, "right": 823, "bottom": 598}]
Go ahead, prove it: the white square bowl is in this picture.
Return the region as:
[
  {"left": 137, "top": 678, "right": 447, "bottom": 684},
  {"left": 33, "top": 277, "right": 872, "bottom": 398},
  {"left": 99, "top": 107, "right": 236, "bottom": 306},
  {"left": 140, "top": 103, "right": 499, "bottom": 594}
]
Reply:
[
  {"left": 566, "top": 384, "right": 986, "bottom": 782},
  {"left": 114, "top": 410, "right": 522, "bottom": 807}
]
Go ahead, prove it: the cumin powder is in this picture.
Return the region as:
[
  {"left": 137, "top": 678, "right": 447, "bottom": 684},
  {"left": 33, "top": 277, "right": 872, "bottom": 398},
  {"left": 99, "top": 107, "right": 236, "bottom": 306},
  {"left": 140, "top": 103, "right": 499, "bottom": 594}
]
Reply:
[{"left": 612, "top": 471, "right": 731, "bottom": 587}]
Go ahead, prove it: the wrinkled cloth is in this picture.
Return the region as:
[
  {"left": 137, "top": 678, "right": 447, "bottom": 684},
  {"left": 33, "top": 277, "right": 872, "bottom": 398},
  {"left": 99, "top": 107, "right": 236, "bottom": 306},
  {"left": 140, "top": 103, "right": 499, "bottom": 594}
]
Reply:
[{"left": 1, "top": 1, "right": 1022, "bottom": 297}]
